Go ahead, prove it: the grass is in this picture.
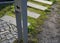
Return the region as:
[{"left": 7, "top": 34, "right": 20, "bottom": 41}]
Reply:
[
  {"left": 0, "top": 4, "right": 15, "bottom": 18},
  {"left": 0, "top": 4, "right": 10, "bottom": 17},
  {"left": 28, "top": 16, "right": 36, "bottom": 24}
]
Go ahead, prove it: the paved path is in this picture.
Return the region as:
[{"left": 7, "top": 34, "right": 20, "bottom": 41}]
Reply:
[
  {"left": 38, "top": 3, "right": 60, "bottom": 43},
  {"left": 27, "top": 2, "right": 47, "bottom": 10},
  {"left": 34, "top": 0, "right": 53, "bottom": 5},
  {"left": 28, "top": 11, "right": 40, "bottom": 18},
  {"left": 0, "top": 15, "right": 30, "bottom": 26},
  {"left": 0, "top": 19, "right": 17, "bottom": 43}
]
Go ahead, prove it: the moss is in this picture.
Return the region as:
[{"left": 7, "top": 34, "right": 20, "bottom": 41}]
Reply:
[
  {"left": 13, "top": 38, "right": 38, "bottom": 43},
  {"left": 13, "top": 39, "right": 23, "bottom": 43},
  {"left": 28, "top": 38, "right": 38, "bottom": 43}
]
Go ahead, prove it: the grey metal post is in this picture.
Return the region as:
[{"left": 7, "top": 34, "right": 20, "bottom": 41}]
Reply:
[
  {"left": 14, "top": 0, "right": 22, "bottom": 43},
  {"left": 14, "top": 0, "right": 27, "bottom": 43},
  {"left": 15, "top": 11, "right": 22, "bottom": 43},
  {"left": 21, "top": 0, "right": 28, "bottom": 43}
]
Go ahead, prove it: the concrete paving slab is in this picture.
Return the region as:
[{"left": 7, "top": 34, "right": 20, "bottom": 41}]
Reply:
[
  {"left": 1, "top": 15, "right": 30, "bottom": 26},
  {"left": 27, "top": 2, "right": 47, "bottom": 10}
]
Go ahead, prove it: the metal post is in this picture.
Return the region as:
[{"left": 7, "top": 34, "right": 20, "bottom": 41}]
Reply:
[
  {"left": 14, "top": 0, "right": 22, "bottom": 43},
  {"left": 21, "top": 0, "right": 28, "bottom": 43},
  {"left": 15, "top": 11, "right": 22, "bottom": 43},
  {"left": 14, "top": 0, "right": 27, "bottom": 43}
]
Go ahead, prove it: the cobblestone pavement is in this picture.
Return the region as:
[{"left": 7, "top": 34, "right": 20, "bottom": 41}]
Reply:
[
  {"left": 0, "top": 19, "right": 18, "bottom": 43},
  {"left": 38, "top": 3, "right": 60, "bottom": 43}
]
